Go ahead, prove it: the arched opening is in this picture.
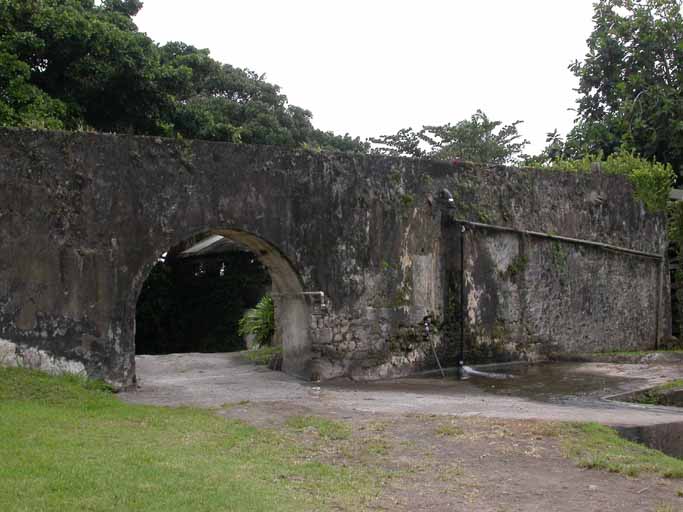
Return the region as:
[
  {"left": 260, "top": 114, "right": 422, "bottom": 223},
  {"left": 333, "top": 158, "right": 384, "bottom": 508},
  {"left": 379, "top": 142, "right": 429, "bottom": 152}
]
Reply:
[{"left": 133, "top": 229, "right": 312, "bottom": 379}]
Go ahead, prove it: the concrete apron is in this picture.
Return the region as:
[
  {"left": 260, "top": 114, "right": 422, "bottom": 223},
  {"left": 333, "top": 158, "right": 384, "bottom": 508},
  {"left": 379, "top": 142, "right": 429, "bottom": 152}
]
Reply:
[{"left": 119, "top": 354, "right": 683, "bottom": 430}]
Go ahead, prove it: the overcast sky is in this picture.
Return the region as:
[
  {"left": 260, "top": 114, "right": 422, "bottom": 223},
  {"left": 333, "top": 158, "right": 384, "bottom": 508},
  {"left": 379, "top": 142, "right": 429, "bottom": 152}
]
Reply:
[{"left": 135, "top": 1, "right": 596, "bottom": 154}]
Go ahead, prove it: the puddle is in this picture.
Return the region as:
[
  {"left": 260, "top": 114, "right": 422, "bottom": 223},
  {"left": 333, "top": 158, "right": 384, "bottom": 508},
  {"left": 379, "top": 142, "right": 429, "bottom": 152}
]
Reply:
[
  {"left": 321, "top": 363, "right": 683, "bottom": 458},
  {"left": 324, "top": 363, "right": 641, "bottom": 405},
  {"left": 616, "top": 422, "right": 683, "bottom": 459},
  {"left": 466, "top": 363, "right": 638, "bottom": 404}
]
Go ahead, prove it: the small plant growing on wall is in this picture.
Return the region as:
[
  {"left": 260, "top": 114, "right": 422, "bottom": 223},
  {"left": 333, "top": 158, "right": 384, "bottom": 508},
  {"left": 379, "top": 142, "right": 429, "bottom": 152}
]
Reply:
[
  {"left": 499, "top": 253, "right": 528, "bottom": 280},
  {"left": 238, "top": 295, "right": 275, "bottom": 347}
]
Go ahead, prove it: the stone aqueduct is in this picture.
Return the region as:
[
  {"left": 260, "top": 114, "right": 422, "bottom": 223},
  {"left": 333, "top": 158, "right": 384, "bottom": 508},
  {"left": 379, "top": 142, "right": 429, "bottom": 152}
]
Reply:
[{"left": 0, "top": 129, "right": 669, "bottom": 388}]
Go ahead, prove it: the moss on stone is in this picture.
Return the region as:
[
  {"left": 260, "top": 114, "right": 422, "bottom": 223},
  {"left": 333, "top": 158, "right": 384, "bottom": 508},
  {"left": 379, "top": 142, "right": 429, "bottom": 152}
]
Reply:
[{"left": 499, "top": 254, "right": 528, "bottom": 280}]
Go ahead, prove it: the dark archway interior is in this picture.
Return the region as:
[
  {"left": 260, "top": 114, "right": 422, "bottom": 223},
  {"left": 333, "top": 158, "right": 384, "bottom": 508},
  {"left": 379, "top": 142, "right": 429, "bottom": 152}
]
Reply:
[{"left": 135, "top": 234, "right": 271, "bottom": 355}]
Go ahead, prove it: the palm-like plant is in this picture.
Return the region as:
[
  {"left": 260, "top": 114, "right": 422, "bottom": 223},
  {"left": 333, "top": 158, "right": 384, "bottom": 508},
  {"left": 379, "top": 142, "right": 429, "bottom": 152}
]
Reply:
[{"left": 238, "top": 295, "right": 274, "bottom": 347}]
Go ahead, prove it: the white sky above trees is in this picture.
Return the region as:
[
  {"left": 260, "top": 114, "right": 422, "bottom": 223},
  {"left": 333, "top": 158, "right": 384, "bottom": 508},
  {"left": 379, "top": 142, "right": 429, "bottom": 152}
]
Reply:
[{"left": 135, "top": 0, "right": 596, "bottom": 154}]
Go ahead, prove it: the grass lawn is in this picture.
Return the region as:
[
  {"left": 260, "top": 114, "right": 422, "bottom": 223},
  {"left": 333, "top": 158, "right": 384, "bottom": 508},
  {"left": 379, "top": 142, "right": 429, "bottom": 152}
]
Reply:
[
  {"left": 0, "top": 368, "right": 378, "bottom": 512},
  {"left": 285, "top": 416, "right": 352, "bottom": 441},
  {"left": 3, "top": 367, "right": 682, "bottom": 512}
]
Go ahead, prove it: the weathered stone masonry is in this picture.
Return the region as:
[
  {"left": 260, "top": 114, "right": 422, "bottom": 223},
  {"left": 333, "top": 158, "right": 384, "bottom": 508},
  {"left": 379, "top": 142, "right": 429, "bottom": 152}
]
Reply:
[{"left": 0, "top": 128, "right": 669, "bottom": 388}]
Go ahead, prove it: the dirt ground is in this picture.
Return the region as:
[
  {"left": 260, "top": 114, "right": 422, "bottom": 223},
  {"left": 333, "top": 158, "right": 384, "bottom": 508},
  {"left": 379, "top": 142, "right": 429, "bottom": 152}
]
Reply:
[{"left": 120, "top": 353, "right": 683, "bottom": 511}]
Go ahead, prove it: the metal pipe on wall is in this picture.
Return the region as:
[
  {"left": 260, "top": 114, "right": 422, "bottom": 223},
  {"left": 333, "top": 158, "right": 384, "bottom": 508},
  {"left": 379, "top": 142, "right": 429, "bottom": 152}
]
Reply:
[{"left": 439, "top": 188, "right": 666, "bottom": 370}]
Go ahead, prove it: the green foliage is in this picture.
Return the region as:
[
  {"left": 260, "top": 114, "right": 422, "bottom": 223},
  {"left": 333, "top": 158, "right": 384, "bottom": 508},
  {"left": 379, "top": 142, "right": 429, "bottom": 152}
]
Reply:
[
  {"left": 0, "top": 367, "right": 379, "bottom": 511},
  {"left": 0, "top": 49, "right": 66, "bottom": 129},
  {"left": 524, "top": 128, "right": 592, "bottom": 167},
  {"left": 422, "top": 110, "right": 529, "bottom": 164},
  {"left": 370, "top": 110, "right": 529, "bottom": 164},
  {"left": 160, "top": 42, "right": 332, "bottom": 147},
  {"left": 400, "top": 192, "right": 415, "bottom": 208},
  {"left": 0, "top": 1, "right": 367, "bottom": 152},
  {"left": 238, "top": 294, "right": 275, "bottom": 348},
  {"left": 562, "top": 422, "right": 683, "bottom": 478},
  {"left": 369, "top": 127, "right": 427, "bottom": 158},
  {"left": 540, "top": 147, "right": 675, "bottom": 212},
  {"left": 500, "top": 253, "right": 528, "bottom": 280},
  {"left": 307, "top": 129, "right": 371, "bottom": 153},
  {"left": 101, "top": 0, "right": 143, "bottom": 16},
  {"left": 563, "top": 0, "right": 683, "bottom": 180},
  {"left": 0, "top": 0, "right": 177, "bottom": 134}
]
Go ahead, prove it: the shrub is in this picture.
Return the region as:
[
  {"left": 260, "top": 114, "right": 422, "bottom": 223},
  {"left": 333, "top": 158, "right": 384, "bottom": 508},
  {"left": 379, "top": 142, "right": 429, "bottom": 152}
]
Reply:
[
  {"left": 543, "top": 147, "right": 675, "bottom": 212},
  {"left": 238, "top": 294, "right": 275, "bottom": 347}
]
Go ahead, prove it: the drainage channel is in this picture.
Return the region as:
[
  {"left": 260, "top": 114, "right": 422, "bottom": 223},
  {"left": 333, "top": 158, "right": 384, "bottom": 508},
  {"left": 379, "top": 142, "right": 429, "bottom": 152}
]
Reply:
[
  {"left": 606, "top": 386, "right": 683, "bottom": 459},
  {"left": 615, "top": 422, "right": 683, "bottom": 459}
]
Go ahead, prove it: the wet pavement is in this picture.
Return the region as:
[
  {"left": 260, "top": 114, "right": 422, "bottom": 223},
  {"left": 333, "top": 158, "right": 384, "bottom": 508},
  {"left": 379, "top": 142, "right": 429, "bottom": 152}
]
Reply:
[
  {"left": 120, "top": 353, "right": 683, "bottom": 428},
  {"left": 467, "top": 363, "right": 639, "bottom": 404}
]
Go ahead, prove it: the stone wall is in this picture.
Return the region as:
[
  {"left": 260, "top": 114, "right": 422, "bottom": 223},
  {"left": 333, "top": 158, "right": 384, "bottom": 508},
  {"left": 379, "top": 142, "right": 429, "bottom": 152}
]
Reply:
[
  {"left": 445, "top": 226, "right": 663, "bottom": 364},
  {"left": 0, "top": 128, "right": 668, "bottom": 387}
]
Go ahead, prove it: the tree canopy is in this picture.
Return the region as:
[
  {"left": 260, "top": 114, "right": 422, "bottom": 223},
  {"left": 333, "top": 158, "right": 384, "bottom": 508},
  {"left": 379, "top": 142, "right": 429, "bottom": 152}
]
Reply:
[
  {"left": 0, "top": 0, "right": 367, "bottom": 152},
  {"left": 542, "top": 0, "right": 683, "bottom": 178},
  {"left": 369, "top": 110, "right": 529, "bottom": 165}
]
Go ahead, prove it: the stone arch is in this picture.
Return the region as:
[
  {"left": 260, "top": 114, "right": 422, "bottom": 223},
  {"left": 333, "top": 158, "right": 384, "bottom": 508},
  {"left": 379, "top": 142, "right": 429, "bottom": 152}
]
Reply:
[{"left": 128, "top": 227, "right": 313, "bottom": 382}]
